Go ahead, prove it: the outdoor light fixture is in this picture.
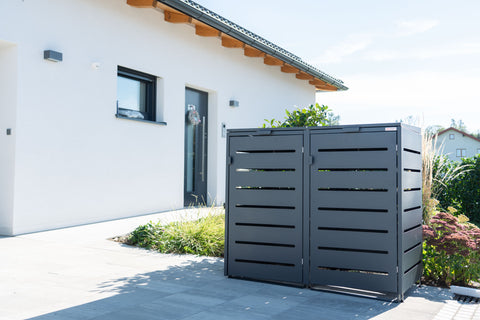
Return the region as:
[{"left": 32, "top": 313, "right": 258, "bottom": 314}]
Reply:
[
  {"left": 229, "top": 100, "right": 239, "bottom": 107},
  {"left": 43, "top": 50, "right": 63, "bottom": 62}
]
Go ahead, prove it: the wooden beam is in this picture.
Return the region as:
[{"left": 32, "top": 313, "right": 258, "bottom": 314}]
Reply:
[
  {"left": 164, "top": 10, "right": 191, "bottom": 23},
  {"left": 195, "top": 24, "right": 220, "bottom": 37},
  {"left": 310, "top": 78, "right": 338, "bottom": 91},
  {"left": 264, "top": 55, "right": 283, "bottom": 66},
  {"left": 309, "top": 78, "right": 328, "bottom": 86},
  {"left": 127, "top": 0, "right": 156, "bottom": 8},
  {"left": 296, "top": 72, "right": 314, "bottom": 80},
  {"left": 316, "top": 86, "right": 338, "bottom": 91},
  {"left": 244, "top": 45, "right": 265, "bottom": 58},
  {"left": 281, "top": 64, "right": 299, "bottom": 73},
  {"left": 221, "top": 35, "right": 244, "bottom": 48},
  {"left": 155, "top": 2, "right": 180, "bottom": 12}
]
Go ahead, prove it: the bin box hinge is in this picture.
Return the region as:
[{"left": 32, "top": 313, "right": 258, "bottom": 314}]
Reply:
[
  {"left": 308, "top": 155, "right": 314, "bottom": 165},
  {"left": 301, "top": 258, "right": 304, "bottom": 265},
  {"left": 228, "top": 156, "right": 233, "bottom": 165},
  {"left": 396, "top": 266, "right": 399, "bottom": 273}
]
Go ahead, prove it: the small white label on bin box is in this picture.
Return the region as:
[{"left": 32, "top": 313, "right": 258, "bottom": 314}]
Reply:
[{"left": 385, "top": 127, "right": 397, "bottom": 131}]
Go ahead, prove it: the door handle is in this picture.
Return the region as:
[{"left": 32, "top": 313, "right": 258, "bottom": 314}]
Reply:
[{"left": 201, "top": 116, "right": 206, "bottom": 182}]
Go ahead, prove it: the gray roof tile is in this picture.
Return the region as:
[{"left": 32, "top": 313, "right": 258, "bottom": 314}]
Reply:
[{"left": 158, "top": 0, "right": 348, "bottom": 90}]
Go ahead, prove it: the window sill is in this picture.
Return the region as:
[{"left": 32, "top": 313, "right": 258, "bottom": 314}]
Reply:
[{"left": 115, "top": 114, "right": 167, "bottom": 126}]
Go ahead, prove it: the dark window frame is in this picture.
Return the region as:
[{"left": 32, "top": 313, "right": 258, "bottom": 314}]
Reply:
[{"left": 117, "top": 66, "right": 157, "bottom": 121}]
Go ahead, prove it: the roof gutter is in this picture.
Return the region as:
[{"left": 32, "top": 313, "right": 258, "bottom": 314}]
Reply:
[{"left": 156, "top": 0, "right": 348, "bottom": 91}]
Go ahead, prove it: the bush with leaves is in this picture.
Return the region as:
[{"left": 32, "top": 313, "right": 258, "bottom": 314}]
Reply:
[
  {"left": 434, "top": 155, "right": 478, "bottom": 224},
  {"left": 438, "top": 155, "right": 480, "bottom": 224},
  {"left": 423, "top": 211, "right": 480, "bottom": 287},
  {"left": 262, "top": 103, "right": 339, "bottom": 128}
]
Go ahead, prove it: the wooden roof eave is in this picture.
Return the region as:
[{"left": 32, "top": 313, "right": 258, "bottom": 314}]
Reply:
[{"left": 127, "top": 0, "right": 346, "bottom": 91}]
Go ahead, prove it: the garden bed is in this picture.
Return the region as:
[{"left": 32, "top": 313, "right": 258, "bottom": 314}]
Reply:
[{"left": 112, "top": 210, "right": 225, "bottom": 257}]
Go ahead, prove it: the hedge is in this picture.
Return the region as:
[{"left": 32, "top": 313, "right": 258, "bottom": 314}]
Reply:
[{"left": 436, "top": 155, "right": 480, "bottom": 224}]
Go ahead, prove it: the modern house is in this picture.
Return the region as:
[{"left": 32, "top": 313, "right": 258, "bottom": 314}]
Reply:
[
  {"left": 0, "top": 0, "right": 347, "bottom": 235},
  {"left": 435, "top": 127, "right": 480, "bottom": 161}
]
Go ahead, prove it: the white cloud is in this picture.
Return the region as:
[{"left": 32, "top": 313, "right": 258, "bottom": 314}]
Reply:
[
  {"left": 312, "top": 19, "right": 439, "bottom": 65},
  {"left": 364, "top": 42, "right": 480, "bottom": 61},
  {"left": 312, "top": 34, "right": 374, "bottom": 64},
  {"left": 395, "top": 19, "right": 439, "bottom": 36}
]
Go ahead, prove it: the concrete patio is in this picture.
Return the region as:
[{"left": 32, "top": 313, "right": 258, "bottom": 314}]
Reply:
[{"left": 0, "top": 209, "right": 477, "bottom": 320}]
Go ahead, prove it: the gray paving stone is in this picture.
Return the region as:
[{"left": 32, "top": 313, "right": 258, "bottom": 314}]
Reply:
[
  {"left": 0, "top": 209, "right": 454, "bottom": 320},
  {"left": 183, "top": 303, "right": 271, "bottom": 320}
]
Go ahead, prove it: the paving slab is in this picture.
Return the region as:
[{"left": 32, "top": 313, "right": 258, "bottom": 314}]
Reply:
[{"left": 0, "top": 208, "right": 470, "bottom": 319}]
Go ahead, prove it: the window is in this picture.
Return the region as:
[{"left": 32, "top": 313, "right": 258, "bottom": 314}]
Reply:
[
  {"left": 449, "top": 134, "right": 455, "bottom": 140},
  {"left": 477, "top": 148, "right": 480, "bottom": 155},
  {"left": 116, "top": 66, "right": 156, "bottom": 121},
  {"left": 456, "top": 149, "right": 466, "bottom": 158}
]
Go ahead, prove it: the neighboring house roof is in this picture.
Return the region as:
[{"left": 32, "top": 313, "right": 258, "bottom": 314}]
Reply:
[
  {"left": 127, "top": 0, "right": 348, "bottom": 92},
  {"left": 436, "top": 127, "right": 480, "bottom": 143}
]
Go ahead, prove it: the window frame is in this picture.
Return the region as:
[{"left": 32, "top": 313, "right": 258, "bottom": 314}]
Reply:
[
  {"left": 449, "top": 134, "right": 455, "bottom": 140},
  {"left": 116, "top": 66, "right": 157, "bottom": 122},
  {"left": 456, "top": 148, "right": 466, "bottom": 158}
]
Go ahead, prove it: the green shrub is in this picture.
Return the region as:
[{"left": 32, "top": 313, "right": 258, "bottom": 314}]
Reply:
[
  {"left": 423, "top": 211, "right": 480, "bottom": 286},
  {"left": 262, "top": 103, "right": 339, "bottom": 128},
  {"left": 127, "top": 213, "right": 225, "bottom": 257},
  {"left": 435, "top": 155, "right": 479, "bottom": 224}
]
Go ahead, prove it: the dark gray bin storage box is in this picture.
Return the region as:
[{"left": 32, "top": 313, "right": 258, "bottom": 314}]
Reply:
[{"left": 224, "top": 123, "right": 422, "bottom": 301}]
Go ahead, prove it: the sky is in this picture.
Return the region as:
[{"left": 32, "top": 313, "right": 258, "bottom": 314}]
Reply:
[{"left": 195, "top": 0, "right": 480, "bottom": 132}]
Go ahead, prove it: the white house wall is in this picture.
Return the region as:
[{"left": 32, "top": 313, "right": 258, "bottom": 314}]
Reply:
[
  {"left": 0, "top": 0, "right": 314, "bottom": 235},
  {"left": 0, "top": 41, "right": 18, "bottom": 235}
]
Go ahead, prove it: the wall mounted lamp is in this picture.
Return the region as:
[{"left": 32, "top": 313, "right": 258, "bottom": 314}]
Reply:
[{"left": 43, "top": 50, "right": 63, "bottom": 62}]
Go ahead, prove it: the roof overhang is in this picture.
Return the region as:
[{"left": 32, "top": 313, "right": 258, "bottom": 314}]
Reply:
[
  {"left": 436, "top": 127, "right": 480, "bottom": 143},
  {"left": 127, "top": 0, "right": 348, "bottom": 91}
]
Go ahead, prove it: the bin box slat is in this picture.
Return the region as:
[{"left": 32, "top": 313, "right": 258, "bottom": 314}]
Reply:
[
  {"left": 402, "top": 208, "right": 423, "bottom": 231},
  {"left": 314, "top": 171, "right": 393, "bottom": 189},
  {"left": 229, "top": 224, "right": 301, "bottom": 246},
  {"left": 231, "top": 171, "right": 301, "bottom": 188},
  {"left": 311, "top": 211, "right": 396, "bottom": 231},
  {"left": 312, "top": 229, "right": 395, "bottom": 252},
  {"left": 402, "top": 170, "right": 422, "bottom": 190},
  {"left": 228, "top": 260, "right": 302, "bottom": 284},
  {"left": 314, "top": 151, "right": 396, "bottom": 170},
  {"left": 403, "top": 226, "right": 423, "bottom": 253},
  {"left": 311, "top": 248, "right": 396, "bottom": 272},
  {"left": 312, "top": 190, "right": 396, "bottom": 210},
  {"left": 311, "top": 269, "right": 397, "bottom": 293}
]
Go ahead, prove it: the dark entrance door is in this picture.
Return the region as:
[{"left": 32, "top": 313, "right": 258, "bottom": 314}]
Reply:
[{"left": 184, "top": 88, "right": 208, "bottom": 206}]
